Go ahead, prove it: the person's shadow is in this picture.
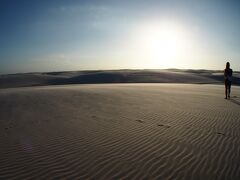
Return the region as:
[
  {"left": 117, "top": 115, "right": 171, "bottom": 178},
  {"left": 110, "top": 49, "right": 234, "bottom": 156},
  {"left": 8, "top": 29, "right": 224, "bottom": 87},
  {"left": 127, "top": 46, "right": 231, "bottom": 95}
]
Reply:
[{"left": 229, "top": 96, "right": 240, "bottom": 106}]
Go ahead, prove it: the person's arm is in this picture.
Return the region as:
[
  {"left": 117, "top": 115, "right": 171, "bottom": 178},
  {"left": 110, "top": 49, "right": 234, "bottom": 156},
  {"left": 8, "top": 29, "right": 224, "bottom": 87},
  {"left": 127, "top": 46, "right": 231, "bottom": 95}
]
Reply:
[
  {"left": 224, "top": 69, "right": 227, "bottom": 79},
  {"left": 229, "top": 69, "right": 233, "bottom": 81}
]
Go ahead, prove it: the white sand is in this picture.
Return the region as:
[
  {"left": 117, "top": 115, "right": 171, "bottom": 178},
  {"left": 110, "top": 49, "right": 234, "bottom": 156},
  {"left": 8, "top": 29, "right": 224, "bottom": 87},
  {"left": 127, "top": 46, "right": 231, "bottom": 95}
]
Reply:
[{"left": 0, "top": 84, "right": 240, "bottom": 179}]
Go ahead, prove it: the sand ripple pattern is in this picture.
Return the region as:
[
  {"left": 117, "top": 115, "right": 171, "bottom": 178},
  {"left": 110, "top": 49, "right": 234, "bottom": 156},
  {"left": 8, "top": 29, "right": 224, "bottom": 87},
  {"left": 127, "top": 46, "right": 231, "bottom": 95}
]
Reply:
[{"left": 0, "top": 84, "right": 240, "bottom": 180}]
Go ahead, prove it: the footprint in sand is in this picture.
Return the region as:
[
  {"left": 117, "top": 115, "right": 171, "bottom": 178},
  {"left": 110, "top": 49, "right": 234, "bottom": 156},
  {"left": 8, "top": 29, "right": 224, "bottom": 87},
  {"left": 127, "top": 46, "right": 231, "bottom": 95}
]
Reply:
[
  {"left": 157, "top": 124, "right": 171, "bottom": 128},
  {"left": 136, "top": 119, "right": 144, "bottom": 123},
  {"left": 5, "top": 126, "right": 12, "bottom": 130},
  {"left": 216, "top": 132, "right": 225, "bottom": 136}
]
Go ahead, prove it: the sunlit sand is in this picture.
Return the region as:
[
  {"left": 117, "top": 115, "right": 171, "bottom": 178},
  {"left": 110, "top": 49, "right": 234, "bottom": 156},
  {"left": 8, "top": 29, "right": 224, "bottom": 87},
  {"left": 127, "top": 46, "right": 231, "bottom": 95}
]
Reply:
[{"left": 1, "top": 84, "right": 240, "bottom": 179}]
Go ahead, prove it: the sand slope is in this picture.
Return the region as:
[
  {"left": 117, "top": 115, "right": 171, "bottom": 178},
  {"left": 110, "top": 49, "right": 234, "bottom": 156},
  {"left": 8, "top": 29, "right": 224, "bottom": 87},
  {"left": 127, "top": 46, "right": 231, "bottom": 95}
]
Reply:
[
  {"left": 0, "top": 84, "right": 240, "bottom": 179},
  {"left": 1, "top": 69, "right": 240, "bottom": 89}
]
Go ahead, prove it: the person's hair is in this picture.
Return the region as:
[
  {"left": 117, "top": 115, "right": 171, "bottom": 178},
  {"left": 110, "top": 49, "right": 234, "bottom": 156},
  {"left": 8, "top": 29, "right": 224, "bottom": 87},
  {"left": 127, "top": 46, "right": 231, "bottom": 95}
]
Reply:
[{"left": 226, "top": 62, "right": 230, "bottom": 69}]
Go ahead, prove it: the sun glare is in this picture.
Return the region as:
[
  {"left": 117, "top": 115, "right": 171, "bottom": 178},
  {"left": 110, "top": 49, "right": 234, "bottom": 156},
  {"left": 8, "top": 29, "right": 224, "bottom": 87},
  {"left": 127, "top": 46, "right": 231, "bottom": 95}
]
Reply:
[{"left": 133, "top": 21, "right": 190, "bottom": 68}]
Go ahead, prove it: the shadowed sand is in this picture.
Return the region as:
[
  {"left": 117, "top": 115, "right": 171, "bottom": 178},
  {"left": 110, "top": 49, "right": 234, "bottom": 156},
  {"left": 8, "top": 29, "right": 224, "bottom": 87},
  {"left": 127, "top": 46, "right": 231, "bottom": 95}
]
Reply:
[{"left": 1, "top": 84, "right": 240, "bottom": 179}]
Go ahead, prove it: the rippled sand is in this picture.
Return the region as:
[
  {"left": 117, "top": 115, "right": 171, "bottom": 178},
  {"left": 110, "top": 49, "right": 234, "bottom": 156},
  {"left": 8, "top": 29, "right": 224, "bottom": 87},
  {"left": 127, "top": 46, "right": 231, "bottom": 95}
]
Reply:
[{"left": 1, "top": 84, "right": 240, "bottom": 179}]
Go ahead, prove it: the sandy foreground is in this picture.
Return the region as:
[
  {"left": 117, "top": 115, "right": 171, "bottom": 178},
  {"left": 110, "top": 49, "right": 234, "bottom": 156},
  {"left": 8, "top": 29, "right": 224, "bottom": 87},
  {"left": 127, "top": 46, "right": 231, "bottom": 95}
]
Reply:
[{"left": 0, "top": 84, "right": 240, "bottom": 180}]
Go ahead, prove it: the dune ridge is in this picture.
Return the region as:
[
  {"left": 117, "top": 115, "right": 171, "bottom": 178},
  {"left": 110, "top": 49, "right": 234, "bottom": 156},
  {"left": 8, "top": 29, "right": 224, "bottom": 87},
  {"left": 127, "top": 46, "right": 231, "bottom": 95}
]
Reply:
[
  {"left": 1, "top": 84, "right": 240, "bottom": 179},
  {"left": 1, "top": 69, "right": 240, "bottom": 89}
]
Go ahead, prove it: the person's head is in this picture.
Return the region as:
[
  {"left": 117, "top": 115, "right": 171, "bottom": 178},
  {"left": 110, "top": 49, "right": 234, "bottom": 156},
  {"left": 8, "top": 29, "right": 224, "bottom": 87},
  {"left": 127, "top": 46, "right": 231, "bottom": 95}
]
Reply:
[{"left": 226, "top": 62, "right": 230, "bottom": 69}]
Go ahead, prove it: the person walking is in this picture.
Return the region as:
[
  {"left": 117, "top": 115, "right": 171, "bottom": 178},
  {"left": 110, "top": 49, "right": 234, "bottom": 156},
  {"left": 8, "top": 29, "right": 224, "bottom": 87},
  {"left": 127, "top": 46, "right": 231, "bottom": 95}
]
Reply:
[{"left": 224, "top": 62, "right": 233, "bottom": 99}]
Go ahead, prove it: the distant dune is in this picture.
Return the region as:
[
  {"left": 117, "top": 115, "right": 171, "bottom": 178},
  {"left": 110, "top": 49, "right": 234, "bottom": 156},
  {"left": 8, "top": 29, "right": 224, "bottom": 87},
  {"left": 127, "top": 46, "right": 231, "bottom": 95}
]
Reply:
[
  {"left": 1, "top": 84, "right": 240, "bottom": 179},
  {"left": 1, "top": 69, "right": 240, "bottom": 89}
]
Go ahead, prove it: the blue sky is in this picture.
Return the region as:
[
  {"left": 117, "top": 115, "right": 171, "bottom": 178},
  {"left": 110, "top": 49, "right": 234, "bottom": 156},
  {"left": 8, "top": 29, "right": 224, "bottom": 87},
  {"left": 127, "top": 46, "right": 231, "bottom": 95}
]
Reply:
[{"left": 0, "top": 0, "right": 240, "bottom": 74}]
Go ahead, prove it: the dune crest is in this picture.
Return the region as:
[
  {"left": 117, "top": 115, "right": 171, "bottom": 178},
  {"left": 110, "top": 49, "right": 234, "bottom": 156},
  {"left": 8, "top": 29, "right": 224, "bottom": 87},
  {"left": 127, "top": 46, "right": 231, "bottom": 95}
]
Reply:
[{"left": 1, "top": 69, "right": 240, "bottom": 89}]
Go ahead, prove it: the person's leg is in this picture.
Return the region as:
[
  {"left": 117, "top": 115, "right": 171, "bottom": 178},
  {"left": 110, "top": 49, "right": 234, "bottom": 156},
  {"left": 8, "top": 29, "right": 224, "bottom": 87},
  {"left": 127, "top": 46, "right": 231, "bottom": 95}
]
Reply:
[
  {"left": 225, "top": 81, "right": 228, "bottom": 99},
  {"left": 228, "top": 81, "right": 231, "bottom": 98}
]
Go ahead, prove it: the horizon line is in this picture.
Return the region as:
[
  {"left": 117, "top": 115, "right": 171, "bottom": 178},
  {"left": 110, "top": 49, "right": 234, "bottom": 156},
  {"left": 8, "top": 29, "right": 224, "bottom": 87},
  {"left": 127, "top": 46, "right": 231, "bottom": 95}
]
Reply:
[{"left": 1, "top": 68, "right": 238, "bottom": 76}]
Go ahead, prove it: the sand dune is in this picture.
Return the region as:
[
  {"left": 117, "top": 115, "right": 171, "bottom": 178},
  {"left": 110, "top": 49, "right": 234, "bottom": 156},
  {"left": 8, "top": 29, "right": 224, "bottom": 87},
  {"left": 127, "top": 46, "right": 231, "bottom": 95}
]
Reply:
[
  {"left": 1, "top": 84, "right": 240, "bottom": 179},
  {"left": 1, "top": 69, "right": 240, "bottom": 89}
]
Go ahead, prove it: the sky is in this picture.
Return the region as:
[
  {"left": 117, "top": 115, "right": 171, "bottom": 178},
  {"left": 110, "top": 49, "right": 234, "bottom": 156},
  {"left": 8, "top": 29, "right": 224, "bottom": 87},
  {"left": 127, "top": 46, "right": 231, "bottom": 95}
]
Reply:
[{"left": 0, "top": 0, "right": 240, "bottom": 74}]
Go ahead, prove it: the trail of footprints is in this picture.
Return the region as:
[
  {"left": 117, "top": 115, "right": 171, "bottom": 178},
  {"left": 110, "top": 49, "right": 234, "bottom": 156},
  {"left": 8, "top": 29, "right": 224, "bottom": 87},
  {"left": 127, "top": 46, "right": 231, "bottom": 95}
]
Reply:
[{"left": 135, "top": 119, "right": 229, "bottom": 137}]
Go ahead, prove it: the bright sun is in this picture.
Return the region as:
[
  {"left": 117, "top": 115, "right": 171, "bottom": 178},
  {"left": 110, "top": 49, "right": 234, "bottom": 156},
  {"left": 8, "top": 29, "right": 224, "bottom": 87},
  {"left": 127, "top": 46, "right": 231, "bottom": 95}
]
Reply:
[{"left": 133, "top": 21, "right": 189, "bottom": 68}]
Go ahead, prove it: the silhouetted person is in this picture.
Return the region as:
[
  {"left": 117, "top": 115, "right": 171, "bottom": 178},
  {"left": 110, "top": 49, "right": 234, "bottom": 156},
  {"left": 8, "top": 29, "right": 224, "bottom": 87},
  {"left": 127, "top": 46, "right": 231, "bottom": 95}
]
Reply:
[{"left": 224, "top": 62, "right": 232, "bottom": 99}]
